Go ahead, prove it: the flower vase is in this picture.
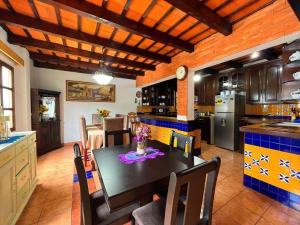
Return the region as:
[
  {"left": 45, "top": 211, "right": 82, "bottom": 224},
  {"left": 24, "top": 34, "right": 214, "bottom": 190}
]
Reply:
[{"left": 137, "top": 141, "right": 146, "bottom": 155}]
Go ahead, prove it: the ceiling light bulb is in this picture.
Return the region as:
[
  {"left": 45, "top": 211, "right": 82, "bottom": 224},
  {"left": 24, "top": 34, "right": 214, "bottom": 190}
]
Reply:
[
  {"left": 93, "top": 72, "right": 113, "bottom": 85},
  {"left": 251, "top": 52, "right": 260, "bottom": 59},
  {"left": 194, "top": 74, "right": 201, "bottom": 82}
]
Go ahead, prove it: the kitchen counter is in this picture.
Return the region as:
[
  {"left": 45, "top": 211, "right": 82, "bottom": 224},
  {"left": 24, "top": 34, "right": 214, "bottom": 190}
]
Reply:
[
  {"left": 0, "top": 131, "right": 36, "bottom": 152},
  {"left": 240, "top": 123, "right": 300, "bottom": 139},
  {"left": 139, "top": 114, "right": 179, "bottom": 122}
]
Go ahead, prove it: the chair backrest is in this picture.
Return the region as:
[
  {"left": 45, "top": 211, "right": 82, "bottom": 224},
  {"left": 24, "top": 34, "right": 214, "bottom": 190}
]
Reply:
[
  {"left": 169, "top": 130, "right": 195, "bottom": 155},
  {"left": 104, "top": 129, "right": 132, "bottom": 147},
  {"left": 164, "top": 157, "right": 221, "bottom": 225},
  {"left": 115, "top": 114, "right": 129, "bottom": 129},
  {"left": 92, "top": 114, "right": 102, "bottom": 124},
  {"left": 73, "top": 143, "right": 92, "bottom": 225},
  {"left": 103, "top": 117, "right": 128, "bottom": 147},
  {"left": 80, "top": 116, "right": 88, "bottom": 149}
]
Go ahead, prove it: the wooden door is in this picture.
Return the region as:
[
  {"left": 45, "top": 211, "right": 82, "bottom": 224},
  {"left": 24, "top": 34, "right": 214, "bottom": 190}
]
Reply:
[
  {"left": 198, "top": 79, "right": 206, "bottom": 105},
  {"left": 0, "top": 159, "right": 16, "bottom": 225},
  {"left": 34, "top": 123, "right": 50, "bottom": 155},
  {"left": 246, "top": 65, "right": 263, "bottom": 103},
  {"left": 264, "top": 61, "right": 282, "bottom": 103}
]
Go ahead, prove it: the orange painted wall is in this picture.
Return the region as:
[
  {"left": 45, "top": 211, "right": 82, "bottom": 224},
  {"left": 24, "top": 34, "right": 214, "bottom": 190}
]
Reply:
[{"left": 136, "top": 0, "right": 300, "bottom": 89}]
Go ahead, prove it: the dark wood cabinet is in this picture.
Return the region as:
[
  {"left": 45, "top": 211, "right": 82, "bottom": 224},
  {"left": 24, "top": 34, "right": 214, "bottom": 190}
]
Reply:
[
  {"left": 246, "top": 60, "right": 283, "bottom": 104},
  {"left": 264, "top": 60, "right": 282, "bottom": 103},
  {"left": 31, "top": 89, "right": 62, "bottom": 155},
  {"left": 195, "top": 76, "right": 216, "bottom": 106}
]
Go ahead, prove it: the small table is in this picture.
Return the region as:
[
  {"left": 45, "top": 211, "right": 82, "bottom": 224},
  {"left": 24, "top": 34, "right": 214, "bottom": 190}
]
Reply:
[
  {"left": 92, "top": 140, "right": 206, "bottom": 211},
  {"left": 87, "top": 129, "right": 104, "bottom": 150}
]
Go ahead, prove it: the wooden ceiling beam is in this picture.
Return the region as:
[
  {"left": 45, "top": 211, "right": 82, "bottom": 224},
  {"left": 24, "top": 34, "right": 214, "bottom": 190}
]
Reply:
[
  {"left": 38, "top": 0, "right": 194, "bottom": 52},
  {"left": 164, "top": 0, "right": 232, "bottom": 35},
  {"left": 8, "top": 35, "right": 155, "bottom": 70},
  {"left": 33, "top": 61, "right": 136, "bottom": 80},
  {"left": 288, "top": 0, "right": 300, "bottom": 20},
  {"left": 0, "top": 9, "right": 170, "bottom": 63},
  {"left": 30, "top": 52, "right": 144, "bottom": 76}
]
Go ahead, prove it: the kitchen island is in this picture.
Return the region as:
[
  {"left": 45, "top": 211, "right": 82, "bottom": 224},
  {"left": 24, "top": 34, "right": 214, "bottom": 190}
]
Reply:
[
  {"left": 139, "top": 115, "right": 202, "bottom": 154},
  {"left": 240, "top": 124, "right": 300, "bottom": 211}
]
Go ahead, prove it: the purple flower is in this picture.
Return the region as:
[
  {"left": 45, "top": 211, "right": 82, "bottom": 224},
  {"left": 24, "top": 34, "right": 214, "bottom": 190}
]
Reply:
[{"left": 135, "top": 125, "right": 151, "bottom": 143}]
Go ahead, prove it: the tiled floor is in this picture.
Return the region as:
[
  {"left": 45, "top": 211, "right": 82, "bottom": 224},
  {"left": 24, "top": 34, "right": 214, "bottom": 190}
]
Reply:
[{"left": 16, "top": 143, "right": 300, "bottom": 225}]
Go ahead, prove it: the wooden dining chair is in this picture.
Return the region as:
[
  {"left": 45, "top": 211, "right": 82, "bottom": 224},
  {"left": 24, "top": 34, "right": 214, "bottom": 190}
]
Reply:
[
  {"left": 132, "top": 156, "right": 221, "bottom": 225},
  {"left": 73, "top": 143, "right": 139, "bottom": 225},
  {"left": 104, "top": 129, "right": 132, "bottom": 147},
  {"left": 92, "top": 114, "right": 102, "bottom": 125},
  {"left": 169, "top": 130, "right": 195, "bottom": 155},
  {"left": 115, "top": 113, "right": 129, "bottom": 129},
  {"left": 128, "top": 112, "right": 140, "bottom": 136}
]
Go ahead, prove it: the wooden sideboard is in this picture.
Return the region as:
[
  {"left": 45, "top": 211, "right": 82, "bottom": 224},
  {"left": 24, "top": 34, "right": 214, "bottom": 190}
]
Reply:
[{"left": 0, "top": 132, "right": 37, "bottom": 225}]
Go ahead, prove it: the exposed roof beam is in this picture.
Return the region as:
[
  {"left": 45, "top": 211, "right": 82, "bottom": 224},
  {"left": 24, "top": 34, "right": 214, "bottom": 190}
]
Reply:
[
  {"left": 164, "top": 0, "right": 232, "bottom": 35},
  {"left": 8, "top": 35, "right": 155, "bottom": 70},
  {"left": 196, "top": 68, "right": 218, "bottom": 75},
  {"left": 288, "top": 0, "right": 300, "bottom": 21},
  {"left": 39, "top": 0, "right": 194, "bottom": 52},
  {"left": 30, "top": 52, "right": 144, "bottom": 76},
  {"left": 0, "top": 9, "right": 170, "bottom": 63},
  {"left": 225, "top": 61, "right": 243, "bottom": 68},
  {"left": 33, "top": 61, "right": 136, "bottom": 80}
]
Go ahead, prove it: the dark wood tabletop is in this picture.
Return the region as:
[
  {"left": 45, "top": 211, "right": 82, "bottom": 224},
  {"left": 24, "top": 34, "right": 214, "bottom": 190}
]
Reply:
[{"left": 92, "top": 140, "right": 206, "bottom": 211}]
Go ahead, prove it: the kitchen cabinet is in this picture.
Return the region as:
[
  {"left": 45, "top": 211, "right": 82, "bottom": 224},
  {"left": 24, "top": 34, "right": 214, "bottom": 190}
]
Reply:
[
  {"left": 246, "top": 60, "right": 283, "bottom": 104},
  {"left": 264, "top": 60, "right": 282, "bottom": 103},
  {"left": 195, "top": 76, "right": 217, "bottom": 106},
  {"left": 0, "top": 132, "right": 37, "bottom": 225},
  {"left": 281, "top": 80, "right": 300, "bottom": 100},
  {"left": 0, "top": 156, "right": 16, "bottom": 225}
]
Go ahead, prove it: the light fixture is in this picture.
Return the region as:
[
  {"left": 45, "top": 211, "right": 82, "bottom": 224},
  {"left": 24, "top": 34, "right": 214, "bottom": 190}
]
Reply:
[
  {"left": 194, "top": 74, "right": 201, "bottom": 82},
  {"left": 93, "top": 47, "right": 113, "bottom": 85},
  {"left": 93, "top": 72, "right": 113, "bottom": 85},
  {"left": 251, "top": 52, "right": 260, "bottom": 59}
]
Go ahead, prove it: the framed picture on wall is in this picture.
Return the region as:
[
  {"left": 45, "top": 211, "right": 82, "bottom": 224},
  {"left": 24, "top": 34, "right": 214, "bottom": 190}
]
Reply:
[{"left": 66, "top": 80, "right": 116, "bottom": 102}]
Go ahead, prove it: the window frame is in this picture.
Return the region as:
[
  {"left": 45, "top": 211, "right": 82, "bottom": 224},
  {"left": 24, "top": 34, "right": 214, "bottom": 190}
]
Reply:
[{"left": 0, "top": 60, "right": 15, "bottom": 131}]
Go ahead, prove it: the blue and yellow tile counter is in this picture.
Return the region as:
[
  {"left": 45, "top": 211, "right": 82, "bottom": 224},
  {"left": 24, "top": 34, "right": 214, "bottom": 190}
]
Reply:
[
  {"left": 139, "top": 115, "right": 201, "bottom": 152},
  {"left": 240, "top": 124, "right": 300, "bottom": 211}
]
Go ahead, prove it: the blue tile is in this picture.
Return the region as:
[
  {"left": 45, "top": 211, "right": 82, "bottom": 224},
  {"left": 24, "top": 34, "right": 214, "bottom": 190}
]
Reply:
[
  {"left": 269, "top": 185, "right": 278, "bottom": 193},
  {"left": 270, "top": 142, "right": 280, "bottom": 151},
  {"left": 280, "top": 137, "right": 291, "bottom": 145},
  {"left": 253, "top": 133, "right": 260, "bottom": 140},
  {"left": 270, "top": 135, "right": 280, "bottom": 143},
  {"left": 252, "top": 178, "right": 260, "bottom": 186},
  {"left": 290, "top": 193, "right": 300, "bottom": 203},
  {"left": 261, "top": 134, "right": 270, "bottom": 141},
  {"left": 291, "top": 147, "right": 300, "bottom": 155},
  {"left": 259, "top": 180, "right": 269, "bottom": 189},
  {"left": 291, "top": 138, "right": 300, "bottom": 147},
  {"left": 253, "top": 139, "right": 260, "bottom": 147},
  {"left": 280, "top": 144, "right": 290, "bottom": 153},
  {"left": 265, "top": 190, "right": 277, "bottom": 199},
  {"left": 277, "top": 195, "right": 290, "bottom": 206},
  {"left": 261, "top": 141, "right": 269, "bottom": 148},
  {"left": 245, "top": 132, "right": 253, "bottom": 139},
  {"left": 289, "top": 201, "right": 300, "bottom": 211},
  {"left": 245, "top": 138, "right": 252, "bottom": 144},
  {"left": 252, "top": 184, "right": 260, "bottom": 192},
  {"left": 278, "top": 189, "right": 289, "bottom": 198},
  {"left": 244, "top": 180, "right": 251, "bottom": 187}
]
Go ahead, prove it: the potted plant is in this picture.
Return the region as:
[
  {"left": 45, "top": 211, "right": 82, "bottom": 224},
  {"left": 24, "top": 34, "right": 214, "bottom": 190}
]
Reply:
[
  {"left": 97, "top": 109, "right": 110, "bottom": 123},
  {"left": 135, "top": 125, "right": 151, "bottom": 155}
]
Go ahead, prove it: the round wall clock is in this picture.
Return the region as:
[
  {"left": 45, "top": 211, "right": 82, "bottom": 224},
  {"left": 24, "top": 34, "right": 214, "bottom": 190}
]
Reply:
[
  {"left": 136, "top": 90, "right": 141, "bottom": 98},
  {"left": 176, "top": 65, "right": 188, "bottom": 80}
]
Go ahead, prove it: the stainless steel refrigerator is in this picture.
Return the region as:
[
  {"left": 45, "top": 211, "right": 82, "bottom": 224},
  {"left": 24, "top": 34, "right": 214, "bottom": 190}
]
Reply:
[{"left": 214, "top": 94, "right": 245, "bottom": 151}]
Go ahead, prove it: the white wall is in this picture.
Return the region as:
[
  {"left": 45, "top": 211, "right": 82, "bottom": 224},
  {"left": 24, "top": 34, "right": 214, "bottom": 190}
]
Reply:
[
  {"left": 0, "top": 28, "right": 31, "bottom": 131},
  {"left": 30, "top": 66, "right": 137, "bottom": 143}
]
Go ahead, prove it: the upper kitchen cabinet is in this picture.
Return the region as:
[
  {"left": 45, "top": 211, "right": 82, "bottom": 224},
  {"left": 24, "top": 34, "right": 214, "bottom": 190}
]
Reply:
[
  {"left": 246, "top": 60, "right": 283, "bottom": 104},
  {"left": 264, "top": 60, "right": 283, "bottom": 103},
  {"left": 195, "top": 76, "right": 217, "bottom": 106}
]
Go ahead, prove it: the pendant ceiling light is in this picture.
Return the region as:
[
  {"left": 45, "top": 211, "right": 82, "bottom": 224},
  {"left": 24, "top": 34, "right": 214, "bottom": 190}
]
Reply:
[{"left": 93, "top": 48, "right": 113, "bottom": 85}]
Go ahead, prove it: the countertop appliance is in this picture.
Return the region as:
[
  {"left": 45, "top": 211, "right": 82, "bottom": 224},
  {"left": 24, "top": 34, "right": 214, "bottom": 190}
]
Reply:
[{"left": 214, "top": 94, "right": 245, "bottom": 151}]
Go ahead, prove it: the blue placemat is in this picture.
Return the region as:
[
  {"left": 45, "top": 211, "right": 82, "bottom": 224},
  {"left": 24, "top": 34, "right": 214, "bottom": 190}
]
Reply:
[
  {"left": 0, "top": 135, "right": 25, "bottom": 144},
  {"left": 118, "top": 147, "right": 165, "bottom": 164}
]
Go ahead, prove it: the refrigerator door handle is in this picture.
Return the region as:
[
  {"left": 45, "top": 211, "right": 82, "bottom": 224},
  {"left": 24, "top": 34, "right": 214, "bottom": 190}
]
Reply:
[{"left": 221, "top": 118, "right": 226, "bottom": 127}]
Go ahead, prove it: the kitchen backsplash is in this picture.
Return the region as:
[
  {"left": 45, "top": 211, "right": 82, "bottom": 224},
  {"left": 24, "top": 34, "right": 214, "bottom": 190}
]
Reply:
[{"left": 195, "top": 103, "right": 300, "bottom": 117}]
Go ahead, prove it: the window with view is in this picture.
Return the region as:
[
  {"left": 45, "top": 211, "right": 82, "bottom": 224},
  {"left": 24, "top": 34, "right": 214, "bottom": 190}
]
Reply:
[{"left": 0, "top": 62, "right": 14, "bottom": 130}]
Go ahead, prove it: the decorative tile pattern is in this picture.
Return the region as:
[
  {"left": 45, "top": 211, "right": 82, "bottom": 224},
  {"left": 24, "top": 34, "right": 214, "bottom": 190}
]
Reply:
[
  {"left": 243, "top": 132, "right": 300, "bottom": 212},
  {"left": 73, "top": 170, "right": 93, "bottom": 183}
]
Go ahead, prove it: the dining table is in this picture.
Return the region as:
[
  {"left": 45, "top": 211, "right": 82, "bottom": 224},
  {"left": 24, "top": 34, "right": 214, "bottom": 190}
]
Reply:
[{"left": 92, "top": 140, "right": 206, "bottom": 211}]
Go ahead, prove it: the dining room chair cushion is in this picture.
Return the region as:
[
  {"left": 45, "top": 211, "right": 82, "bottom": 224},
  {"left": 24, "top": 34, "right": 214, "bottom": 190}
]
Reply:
[
  {"left": 133, "top": 157, "right": 221, "bottom": 225},
  {"left": 169, "top": 130, "right": 195, "bottom": 156}
]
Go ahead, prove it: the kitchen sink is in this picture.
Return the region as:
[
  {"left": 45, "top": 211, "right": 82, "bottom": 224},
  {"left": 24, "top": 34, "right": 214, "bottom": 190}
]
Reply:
[{"left": 266, "top": 122, "right": 300, "bottom": 128}]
